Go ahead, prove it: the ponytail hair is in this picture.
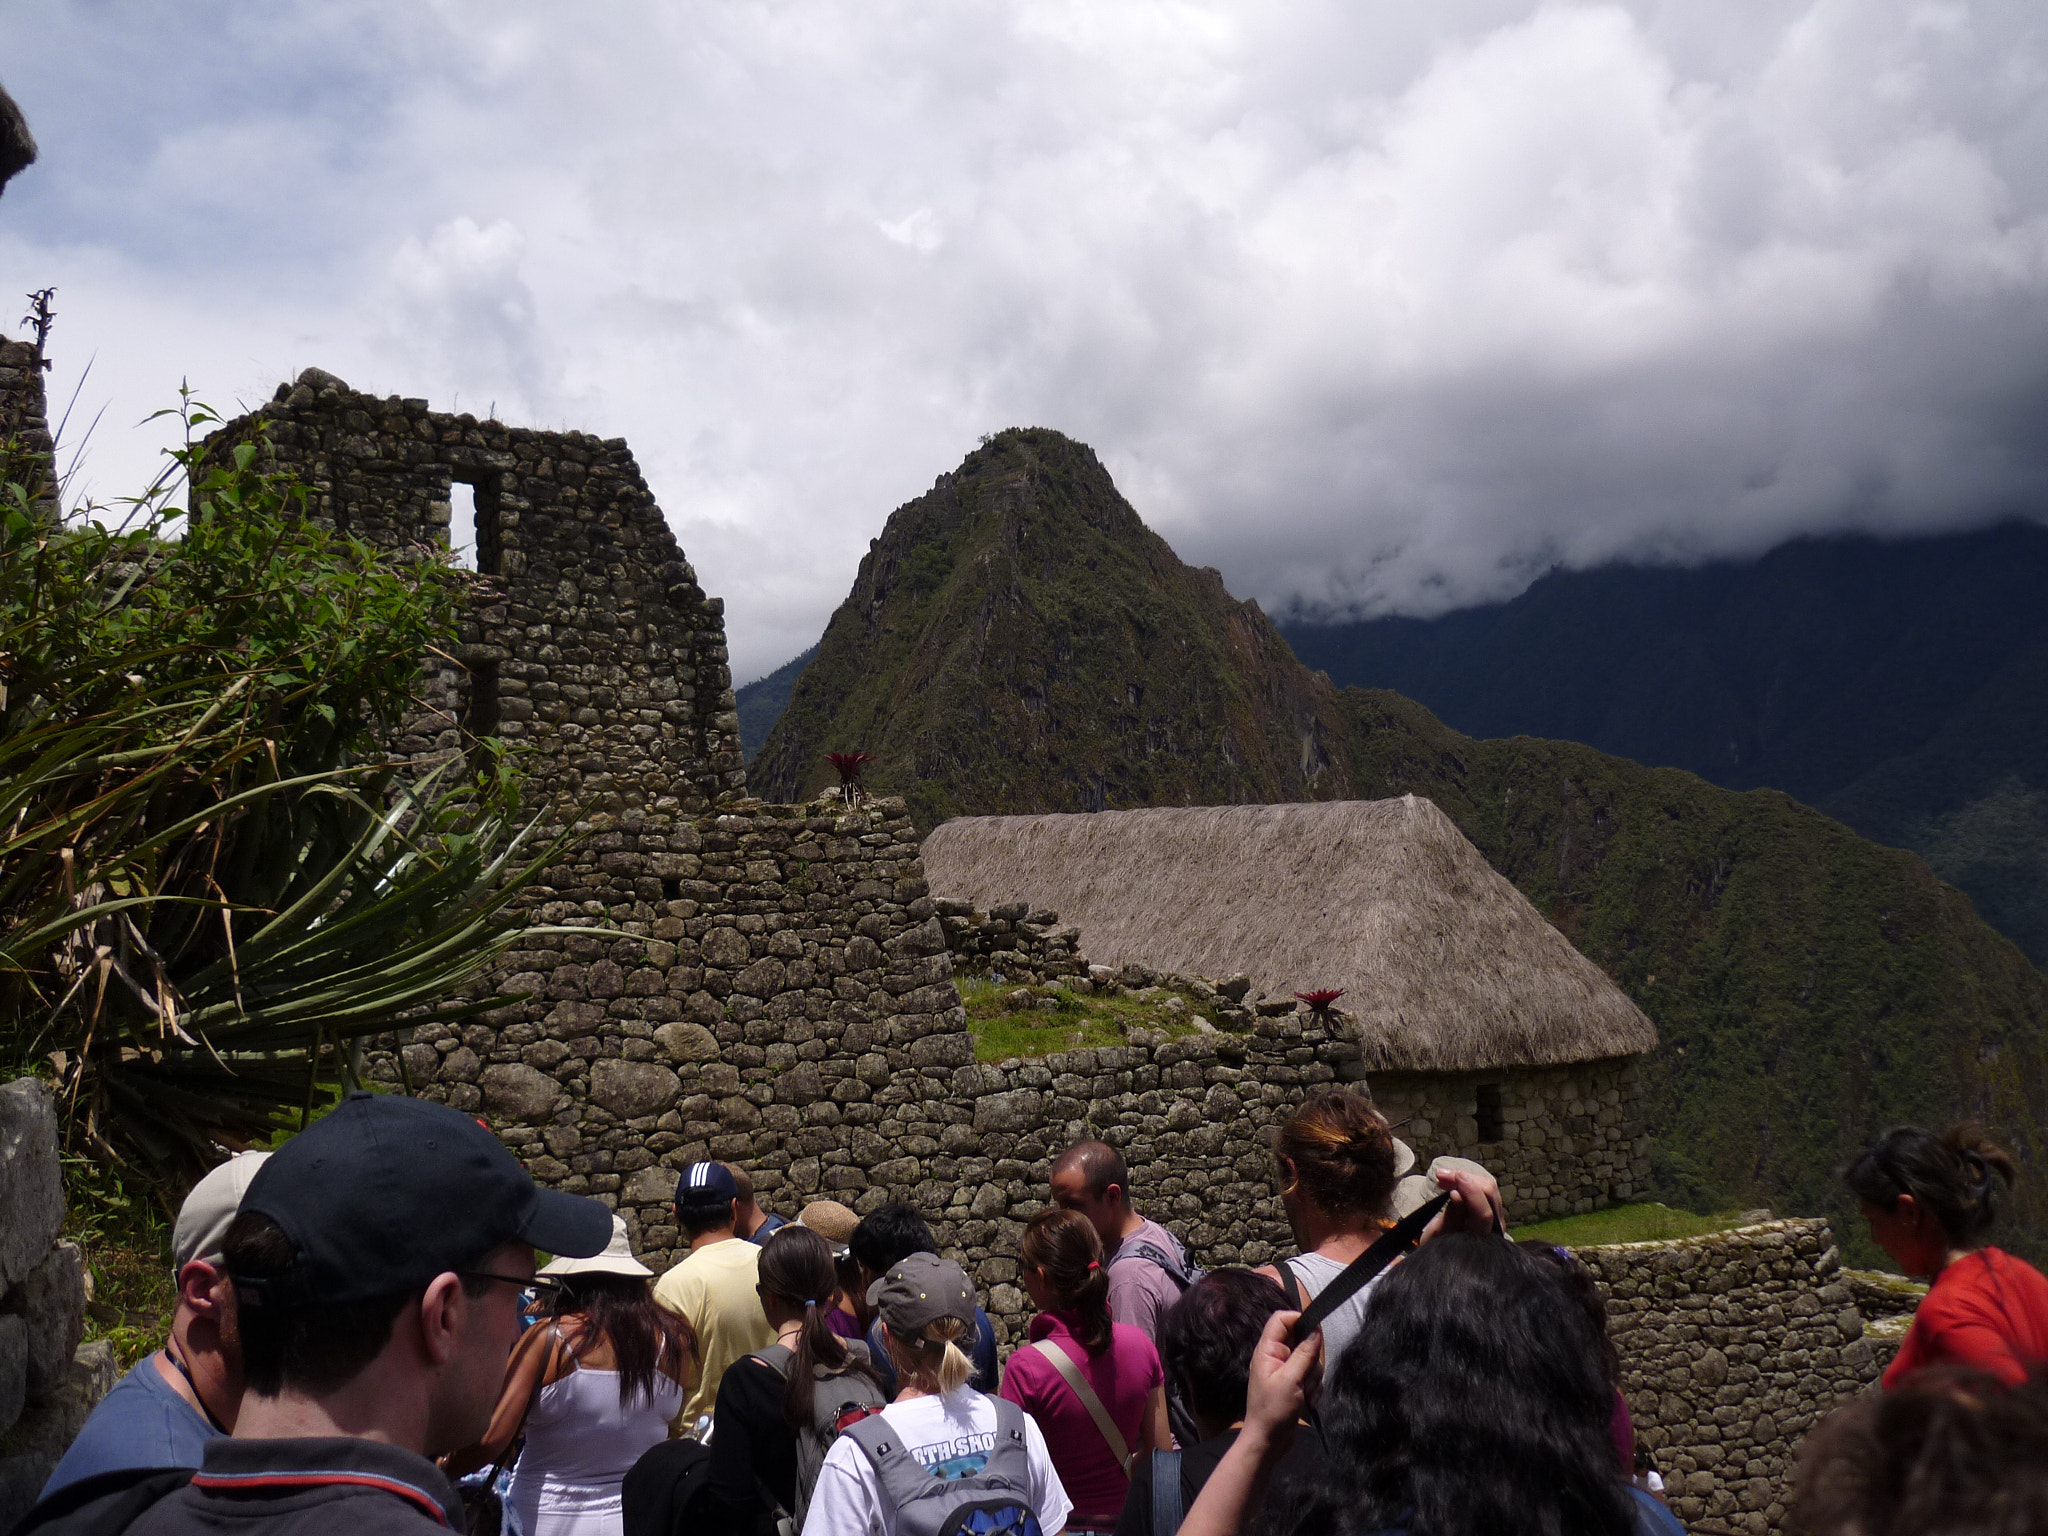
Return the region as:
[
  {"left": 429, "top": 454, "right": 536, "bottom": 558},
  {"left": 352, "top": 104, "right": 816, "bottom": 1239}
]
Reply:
[
  {"left": 885, "top": 1314, "right": 974, "bottom": 1395},
  {"left": 758, "top": 1225, "right": 881, "bottom": 1429},
  {"left": 1843, "top": 1123, "right": 2019, "bottom": 1249},
  {"left": 1273, "top": 1089, "right": 1399, "bottom": 1223},
  {"left": 1020, "top": 1207, "right": 1113, "bottom": 1355}
]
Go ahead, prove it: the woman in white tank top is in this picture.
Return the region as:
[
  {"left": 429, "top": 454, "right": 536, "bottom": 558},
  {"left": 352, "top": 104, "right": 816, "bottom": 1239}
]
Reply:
[
  {"left": 451, "top": 1216, "right": 695, "bottom": 1536},
  {"left": 1255, "top": 1091, "right": 1506, "bottom": 1374}
]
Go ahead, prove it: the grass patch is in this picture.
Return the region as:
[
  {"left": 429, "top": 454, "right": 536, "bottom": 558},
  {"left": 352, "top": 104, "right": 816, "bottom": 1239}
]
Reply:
[
  {"left": 64, "top": 1154, "right": 177, "bottom": 1371},
  {"left": 960, "top": 975, "right": 1210, "bottom": 1062},
  {"left": 1508, "top": 1202, "right": 1756, "bottom": 1248}
]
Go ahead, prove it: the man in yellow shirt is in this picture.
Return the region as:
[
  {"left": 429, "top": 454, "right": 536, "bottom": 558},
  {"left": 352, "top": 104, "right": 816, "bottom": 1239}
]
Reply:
[{"left": 652, "top": 1161, "right": 773, "bottom": 1432}]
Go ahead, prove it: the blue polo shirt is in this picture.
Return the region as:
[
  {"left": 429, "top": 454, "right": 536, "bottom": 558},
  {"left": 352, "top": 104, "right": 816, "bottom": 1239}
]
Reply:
[{"left": 42, "top": 1353, "right": 217, "bottom": 1497}]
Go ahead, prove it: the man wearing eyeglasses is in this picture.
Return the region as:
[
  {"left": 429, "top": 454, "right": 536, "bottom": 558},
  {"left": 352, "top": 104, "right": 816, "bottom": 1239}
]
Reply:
[{"left": 15, "top": 1093, "right": 612, "bottom": 1536}]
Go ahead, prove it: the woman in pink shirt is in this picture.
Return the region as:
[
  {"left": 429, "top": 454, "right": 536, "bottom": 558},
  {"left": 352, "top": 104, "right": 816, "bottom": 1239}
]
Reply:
[{"left": 1000, "top": 1209, "right": 1171, "bottom": 1535}]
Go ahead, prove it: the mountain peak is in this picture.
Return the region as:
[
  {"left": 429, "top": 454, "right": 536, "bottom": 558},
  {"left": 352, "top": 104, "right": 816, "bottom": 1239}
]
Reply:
[{"left": 751, "top": 431, "right": 1350, "bottom": 822}]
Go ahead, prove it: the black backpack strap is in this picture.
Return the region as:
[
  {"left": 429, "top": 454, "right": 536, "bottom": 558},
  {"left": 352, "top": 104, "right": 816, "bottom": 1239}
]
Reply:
[
  {"left": 1290, "top": 1193, "right": 1451, "bottom": 1346},
  {"left": 1275, "top": 1259, "right": 1304, "bottom": 1312},
  {"left": 9, "top": 1467, "right": 196, "bottom": 1536},
  {"left": 1151, "top": 1449, "right": 1185, "bottom": 1536}
]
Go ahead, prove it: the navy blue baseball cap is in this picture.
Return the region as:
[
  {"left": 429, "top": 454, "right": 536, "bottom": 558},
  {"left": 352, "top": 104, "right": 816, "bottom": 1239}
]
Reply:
[
  {"left": 674, "top": 1160, "right": 740, "bottom": 1212},
  {"left": 233, "top": 1092, "right": 612, "bottom": 1308}
]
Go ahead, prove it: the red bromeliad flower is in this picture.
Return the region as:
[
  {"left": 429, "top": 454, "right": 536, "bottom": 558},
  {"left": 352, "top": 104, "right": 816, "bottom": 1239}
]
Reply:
[
  {"left": 1294, "top": 988, "right": 1345, "bottom": 1010},
  {"left": 825, "top": 751, "right": 874, "bottom": 794}
]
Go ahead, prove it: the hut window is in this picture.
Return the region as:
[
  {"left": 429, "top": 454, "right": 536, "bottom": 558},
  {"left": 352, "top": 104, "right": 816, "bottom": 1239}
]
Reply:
[{"left": 1475, "top": 1083, "right": 1504, "bottom": 1143}]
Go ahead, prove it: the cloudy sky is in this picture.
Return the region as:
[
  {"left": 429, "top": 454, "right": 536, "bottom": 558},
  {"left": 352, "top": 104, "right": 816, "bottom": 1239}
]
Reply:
[{"left": 7, "top": 0, "right": 2047, "bottom": 682}]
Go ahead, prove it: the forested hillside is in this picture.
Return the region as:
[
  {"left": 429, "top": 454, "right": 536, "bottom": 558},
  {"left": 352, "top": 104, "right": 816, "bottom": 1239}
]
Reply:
[{"left": 1280, "top": 526, "right": 2048, "bottom": 966}]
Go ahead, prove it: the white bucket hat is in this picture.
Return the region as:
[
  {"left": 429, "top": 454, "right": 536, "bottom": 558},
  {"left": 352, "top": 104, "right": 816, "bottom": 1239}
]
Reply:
[{"left": 539, "top": 1213, "right": 651, "bottom": 1279}]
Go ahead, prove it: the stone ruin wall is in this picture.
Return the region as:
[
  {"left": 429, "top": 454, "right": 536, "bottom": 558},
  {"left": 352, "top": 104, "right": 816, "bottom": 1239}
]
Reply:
[
  {"left": 1, "top": 1080, "right": 116, "bottom": 1532},
  {"left": 1, "top": 333, "right": 57, "bottom": 519},
  {"left": 216, "top": 369, "right": 745, "bottom": 817},
  {"left": 1587, "top": 1219, "right": 1903, "bottom": 1536}
]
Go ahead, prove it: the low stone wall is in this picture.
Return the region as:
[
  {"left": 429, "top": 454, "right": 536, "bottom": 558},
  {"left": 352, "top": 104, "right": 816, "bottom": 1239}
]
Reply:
[
  {"left": 1371, "top": 1059, "right": 1650, "bottom": 1218},
  {"left": 1581, "top": 1218, "right": 1898, "bottom": 1535},
  {"left": 0, "top": 1080, "right": 115, "bottom": 1530},
  {"left": 934, "top": 899, "right": 1087, "bottom": 984}
]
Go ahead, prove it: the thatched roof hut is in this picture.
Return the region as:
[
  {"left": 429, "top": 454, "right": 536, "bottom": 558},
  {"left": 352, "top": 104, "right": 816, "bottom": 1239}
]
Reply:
[{"left": 921, "top": 795, "right": 1656, "bottom": 1073}]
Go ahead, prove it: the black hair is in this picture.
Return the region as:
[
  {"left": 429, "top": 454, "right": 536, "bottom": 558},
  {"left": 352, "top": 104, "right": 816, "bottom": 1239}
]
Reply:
[
  {"left": 1053, "top": 1140, "right": 1131, "bottom": 1203},
  {"left": 1259, "top": 1235, "right": 1636, "bottom": 1536},
  {"left": 758, "top": 1225, "right": 883, "bottom": 1429},
  {"left": 675, "top": 1196, "right": 739, "bottom": 1238},
  {"left": 850, "top": 1203, "right": 936, "bottom": 1274},
  {"left": 1795, "top": 1365, "right": 2048, "bottom": 1536},
  {"left": 1158, "top": 1268, "right": 1289, "bottom": 1425},
  {"left": 224, "top": 1210, "right": 492, "bottom": 1397},
  {"left": 555, "top": 1271, "right": 697, "bottom": 1409},
  {"left": 1020, "top": 1209, "right": 1114, "bottom": 1355},
  {"left": 1518, "top": 1241, "right": 1622, "bottom": 1393},
  {"left": 1843, "top": 1124, "right": 2018, "bottom": 1250}
]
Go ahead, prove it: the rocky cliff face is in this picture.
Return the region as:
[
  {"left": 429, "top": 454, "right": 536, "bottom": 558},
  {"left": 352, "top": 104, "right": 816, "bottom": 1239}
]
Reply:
[{"left": 754, "top": 428, "right": 2048, "bottom": 1259}]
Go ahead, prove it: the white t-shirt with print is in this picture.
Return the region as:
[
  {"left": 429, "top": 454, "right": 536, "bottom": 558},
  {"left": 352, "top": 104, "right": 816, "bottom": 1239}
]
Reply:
[{"left": 801, "top": 1387, "right": 1072, "bottom": 1536}]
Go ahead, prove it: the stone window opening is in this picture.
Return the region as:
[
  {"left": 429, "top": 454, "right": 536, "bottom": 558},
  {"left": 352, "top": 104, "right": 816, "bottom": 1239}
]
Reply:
[
  {"left": 662, "top": 877, "right": 684, "bottom": 902},
  {"left": 461, "top": 658, "right": 501, "bottom": 754},
  {"left": 1475, "top": 1082, "right": 1504, "bottom": 1143},
  {"left": 443, "top": 472, "right": 504, "bottom": 575}
]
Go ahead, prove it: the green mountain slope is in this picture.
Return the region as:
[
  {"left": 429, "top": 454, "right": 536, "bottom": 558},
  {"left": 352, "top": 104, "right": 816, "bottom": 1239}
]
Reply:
[
  {"left": 1278, "top": 526, "right": 2048, "bottom": 966},
  {"left": 736, "top": 645, "right": 816, "bottom": 763},
  {"left": 757, "top": 428, "right": 2048, "bottom": 1262},
  {"left": 754, "top": 430, "right": 1357, "bottom": 823}
]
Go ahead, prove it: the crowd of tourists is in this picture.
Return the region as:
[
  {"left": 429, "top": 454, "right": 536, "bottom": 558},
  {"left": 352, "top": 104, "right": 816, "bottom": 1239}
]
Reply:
[{"left": 17, "top": 1089, "right": 2048, "bottom": 1536}]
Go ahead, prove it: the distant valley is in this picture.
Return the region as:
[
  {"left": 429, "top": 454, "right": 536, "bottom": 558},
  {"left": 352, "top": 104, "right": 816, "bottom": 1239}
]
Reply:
[{"left": 1276, "top": 525, "right": 2048, "bottom": 969}]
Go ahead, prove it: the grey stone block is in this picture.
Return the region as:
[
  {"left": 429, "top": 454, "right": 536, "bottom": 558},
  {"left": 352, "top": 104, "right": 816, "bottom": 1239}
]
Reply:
[
  {"left": 19, "top": 1242, "right": 85, "bottom": 1401},
  {"left": 0, "top": 1316, "right": 25, "bottom": 1436},
  {"left": 0, "top": 1080, "right": 63, "bottom": 1288}
]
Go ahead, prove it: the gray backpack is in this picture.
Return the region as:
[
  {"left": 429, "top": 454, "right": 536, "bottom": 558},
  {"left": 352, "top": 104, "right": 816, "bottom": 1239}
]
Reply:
[
  {"left": 750, "top": 1342, "right": 889, "bottom": 1533},
  {"left": 839, "top": 1396, "right": 1047, "bottom": 1536}
]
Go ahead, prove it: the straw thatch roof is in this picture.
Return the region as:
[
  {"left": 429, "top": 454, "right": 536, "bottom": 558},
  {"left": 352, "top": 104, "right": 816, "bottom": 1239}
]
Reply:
[{"left": 922, "top": 795, "right": 1656, "bottom": 1073}]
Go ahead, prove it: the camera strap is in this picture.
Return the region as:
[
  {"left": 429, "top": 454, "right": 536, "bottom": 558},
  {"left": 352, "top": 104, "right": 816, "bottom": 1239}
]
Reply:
[{"left": 1289, "top": 1192, "right": 1451, "bottom": 1346}]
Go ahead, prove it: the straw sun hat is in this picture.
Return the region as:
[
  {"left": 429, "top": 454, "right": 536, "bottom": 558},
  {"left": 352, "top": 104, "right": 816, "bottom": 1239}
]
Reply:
[{"left": 539, "top": 1213, "right": 652, "bottom": 1279}]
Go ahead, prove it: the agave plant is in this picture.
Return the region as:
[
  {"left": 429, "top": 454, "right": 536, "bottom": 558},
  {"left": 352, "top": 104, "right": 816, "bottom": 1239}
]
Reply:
[
  {"left": 0, "top": 398, "right": 584, "bottom": 1194},
  {"left": 1294, "top": 988, "right": 1345, "bottom": 1011}
]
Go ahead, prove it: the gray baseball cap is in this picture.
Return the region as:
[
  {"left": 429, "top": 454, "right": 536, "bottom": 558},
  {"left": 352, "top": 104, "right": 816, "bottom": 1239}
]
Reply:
[
  {"left": 173, "top": 1150, "right": 272, "bottom": 1271},
  {"left": 866, "top": 1252, "right": 977, "bottom": 1335}
]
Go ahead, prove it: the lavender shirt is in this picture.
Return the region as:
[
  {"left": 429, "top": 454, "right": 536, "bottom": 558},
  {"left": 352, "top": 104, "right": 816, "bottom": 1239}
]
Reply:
[{"left": 1106, "top": 1218, "right": 1191, "bottom": 1343}]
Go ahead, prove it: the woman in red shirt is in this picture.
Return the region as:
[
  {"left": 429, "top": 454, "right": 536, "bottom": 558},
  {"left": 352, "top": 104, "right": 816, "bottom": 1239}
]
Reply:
[{"left": 1844, "top": 1123, "right": 2048, "bottom": 1389}]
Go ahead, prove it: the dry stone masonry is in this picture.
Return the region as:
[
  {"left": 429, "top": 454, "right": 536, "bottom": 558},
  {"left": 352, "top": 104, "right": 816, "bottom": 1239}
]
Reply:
[
  {"left": 1370, "top": 1061, "right": 1649, "bottom": 1218},
  {"left": 0, "top": 1080, "right": 115, "bottom": 1531},
  {"left": 1584, "top": 1218, "right": 1899, "bottom": 1535},
  {"left": 217, "top": 369, "right": 743, "bottom": 815}
]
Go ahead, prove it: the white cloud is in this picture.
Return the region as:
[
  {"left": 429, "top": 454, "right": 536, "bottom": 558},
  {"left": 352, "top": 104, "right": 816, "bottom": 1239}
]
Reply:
[{"left": 6, "top": 0, "right": 2048, "bottom": 680}]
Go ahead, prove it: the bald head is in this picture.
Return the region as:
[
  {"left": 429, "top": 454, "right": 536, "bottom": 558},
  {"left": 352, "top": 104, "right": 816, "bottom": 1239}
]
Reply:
[{"left": 1051, "top": 1140, "right": 1139, "bottom": 1254}]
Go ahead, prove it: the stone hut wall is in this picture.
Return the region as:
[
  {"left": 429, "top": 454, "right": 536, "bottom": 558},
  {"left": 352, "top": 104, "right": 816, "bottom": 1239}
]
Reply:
[
  {"left": 214, "top": 370, "right": 744, "bottom": 816},
  {"left": 0, "top": 1080, "right": 115, "bottom": 1531},
  {"left": 1583, "top": 1218, "right": 1898, "bottom": 1535},
  {"left": 1370, "top": 1061, "right": 1650, "bottom": 1218}
]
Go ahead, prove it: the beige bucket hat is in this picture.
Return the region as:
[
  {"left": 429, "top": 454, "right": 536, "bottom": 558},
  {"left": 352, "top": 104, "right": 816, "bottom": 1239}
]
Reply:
[{"left": 539, "top": 1213, "right": 652, "bottom": 1279}]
